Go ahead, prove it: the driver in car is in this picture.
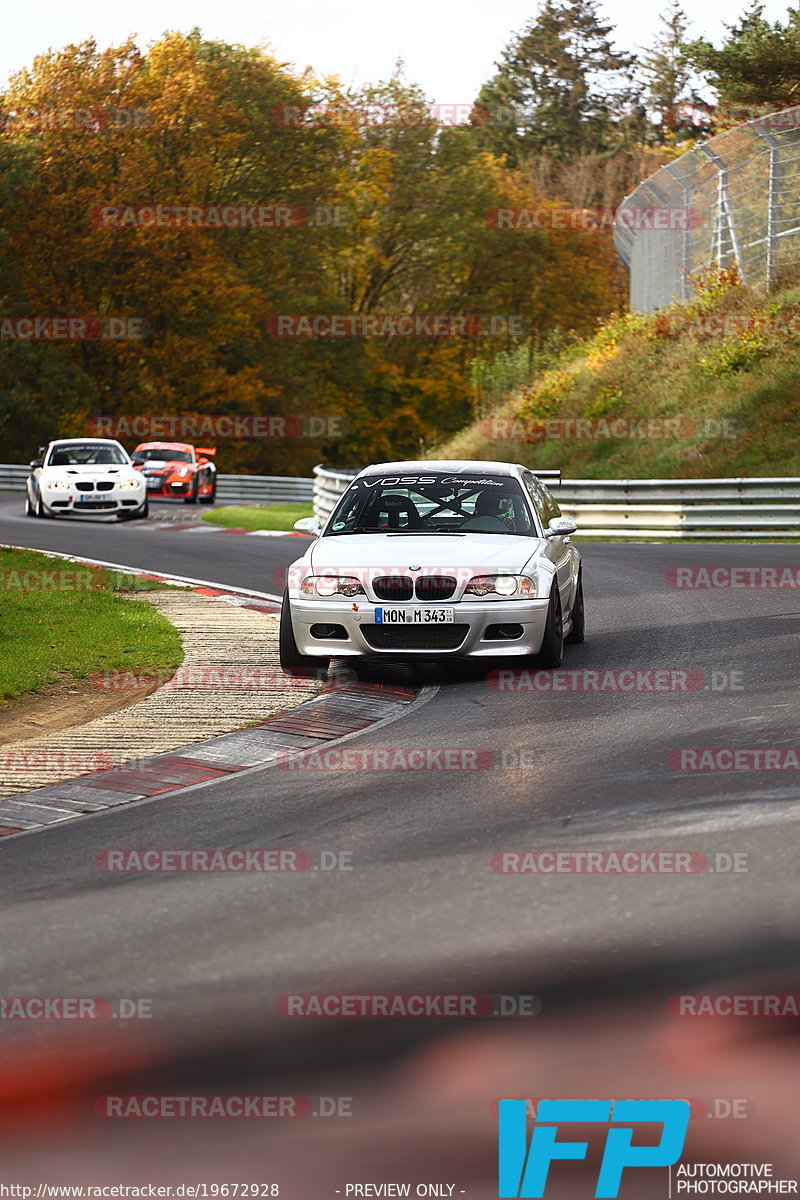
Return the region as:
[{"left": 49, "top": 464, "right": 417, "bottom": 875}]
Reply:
[{"left": 467, "top": 491, "right": 517, "bottom": 530}]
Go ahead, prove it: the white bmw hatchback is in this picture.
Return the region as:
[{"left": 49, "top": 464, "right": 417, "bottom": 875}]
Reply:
[
  {"left": 280, "top": 460, "right": 584, "bottom": 675},
  {"left": 26, "top": 438, "right": 148, "bottom": 520}
]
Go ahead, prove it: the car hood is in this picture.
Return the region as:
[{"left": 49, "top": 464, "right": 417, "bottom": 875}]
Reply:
[
  {"left": 139, "top": 459, "right": 189, "bottom": 470},
  {"left": 42, "top": 464, "right": 137, "bottom": 480},
  {"left": 308, "top": 533, "right": 542, "bottom": 575}
]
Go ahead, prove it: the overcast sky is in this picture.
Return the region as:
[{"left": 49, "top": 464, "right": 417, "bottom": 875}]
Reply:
[{"left": 2, "top": 0, "right": 792, "bottom": 103}]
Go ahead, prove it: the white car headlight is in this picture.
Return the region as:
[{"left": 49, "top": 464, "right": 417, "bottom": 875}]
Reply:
[
  {"left": 118, "top": 478, "right": 142, "bottom": 490},
  {"left": 177, "top": 467, "right": 190, "bottom": 477},
  {"left": 300, "top": 575, "right": 366, "bottom": 598},
  {"left": 44, "top": 478, "right": 69, "bottom": 490},
  {"left": 464, "top": 574, "right": 537, "bottom": 598}
]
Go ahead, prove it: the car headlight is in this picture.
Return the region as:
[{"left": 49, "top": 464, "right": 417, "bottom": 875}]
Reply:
[
  {"left": 44, "top": 478, "right": 69, "bottom": 490},
  {"left": 118, "top": 478, "right": 141, "bottom": 489},
  {"left": 464, "top": 574, "right": 537, "bottom": 598},
  {"left": 177, "top": 467, "right": 190, "bottom": 477},
  {"left": 300, "top": 575, "right": 366, "bottom": 598}
]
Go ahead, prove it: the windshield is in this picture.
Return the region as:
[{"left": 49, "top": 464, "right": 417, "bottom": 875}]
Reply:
[
  {"left": 326, "top": 472, "right": 537, "bottom": 536},
  {"left": 46, "top": 442, "right": 129, "bottom": 466},
  {"left": 135, "top": 447, "right": 193, "bottom": 463}
]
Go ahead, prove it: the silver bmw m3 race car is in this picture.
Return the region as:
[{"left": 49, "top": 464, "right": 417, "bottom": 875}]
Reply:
[{"left": 280, "top": 460, "right": 584, "bottom": 674}]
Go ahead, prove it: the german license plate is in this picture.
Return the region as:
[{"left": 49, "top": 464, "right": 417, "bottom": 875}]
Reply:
[{"left": 374, "top": 607, "right": 454, "bottom": 624}]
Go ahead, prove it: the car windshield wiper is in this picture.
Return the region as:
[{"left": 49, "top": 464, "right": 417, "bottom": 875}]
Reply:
[
  {"left": 326, "top": 528, "right": 468, "bottom": 536},
  {"left": 325, "top": 528, "right": 388, "bottom": 535},
  {"left": 393, "top": 530, "right": 531, "bottom": 537}
]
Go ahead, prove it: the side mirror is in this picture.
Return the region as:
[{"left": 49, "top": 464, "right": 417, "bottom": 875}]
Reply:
[
  {"left": 546, "top": 516, "right": 577, "bottom": 538},
  {"left": 29, "top": 459, "right": 43, "bottom": 469},
  {"left": 294, "top": 516, "right": 322, "bottom": 536},
  {"left": 197, "top": 457, "right": 208, "bottom": 466}
]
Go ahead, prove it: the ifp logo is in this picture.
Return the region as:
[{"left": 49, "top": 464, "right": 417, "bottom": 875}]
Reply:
[{"left": 498, "top": 1098, "right": 690, "bottom": 1197}]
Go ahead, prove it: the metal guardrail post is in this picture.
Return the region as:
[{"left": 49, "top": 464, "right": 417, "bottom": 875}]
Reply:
[
  {"left": 698, "top": 145, "right": 747, "bottom": 283},
  {"left": 753, "top": 123, "right": 780, "bottom": 288}
]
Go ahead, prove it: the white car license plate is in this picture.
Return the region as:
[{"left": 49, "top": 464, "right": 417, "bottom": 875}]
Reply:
[{"left": 374, "top": 607, "right": 454, "bottom": 624}]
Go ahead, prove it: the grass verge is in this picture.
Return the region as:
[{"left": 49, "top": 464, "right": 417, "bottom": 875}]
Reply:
[
  {"left": 0, "top": 547, "right": 184, "bottom": 704},
  {"left": 435, "top": 273, "right": 800, "bottom": 478},
  {"left": 202, "top": 503, "right": 313, "bottom": 531}
]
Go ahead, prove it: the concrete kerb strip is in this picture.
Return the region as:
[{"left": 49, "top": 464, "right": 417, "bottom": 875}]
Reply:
[
  {"left": 0, "top": 683, "right": 438, "bottom": 847},
  {"left": 0, "top": 548, "right": 423, "bottom": 834}
]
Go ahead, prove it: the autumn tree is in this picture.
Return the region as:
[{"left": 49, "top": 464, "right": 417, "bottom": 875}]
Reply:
[
  {"left": 639, "top": 2, "right": 708, "bottom": 142},
  {"left": 1, "top": 34, "right": 355, "bottom": 470},
  {"left": 0, "top": 38, "right": 622, "bottom": 470},
  {"left": 473, "top": 0, "right": 637, "bottom": 167},
  {"left": 685, "top": 3, "right": 800, "bottom": 119}
]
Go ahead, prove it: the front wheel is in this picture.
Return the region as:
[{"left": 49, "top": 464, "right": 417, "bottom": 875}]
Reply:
[
  {"left": 36, "top": 493, "right": 52, "bottom": 519},
  {"left": 536, "top": 585, "right": 564, "bottom": 668},
  {"left": 565, "top": 567, "right": 585, "bottom": 644},
  {"left": 199, "top": 478, "right": 216, "bottom": 505},
  {"left": 184, "top": 476, "right": 199, "bottom": 504},
  {"left": 25, "top": 492, "right": 35, "bottom": 517},
  {"left": 120, "top": 500, "right": 149, "bottom": 521},
  {"left": 279, "top": 592, "right": 329, "bottom": 678}
]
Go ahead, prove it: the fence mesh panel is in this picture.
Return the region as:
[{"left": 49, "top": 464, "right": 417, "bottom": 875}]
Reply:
[{"left": 615, "top": 106, "right": 800, "bottom": 311}]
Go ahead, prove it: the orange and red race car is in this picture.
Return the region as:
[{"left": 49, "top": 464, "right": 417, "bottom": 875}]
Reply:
[{"left": 131, "top": 442, "right": 217, "bottom": 504}]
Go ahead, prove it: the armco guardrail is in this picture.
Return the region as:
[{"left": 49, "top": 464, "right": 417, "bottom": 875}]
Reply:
[
  {"left": 215, "top": 474, "right": 312, "bottom": 503},
  {"left": 4, "top": 462, "right": 797, "bottom": 536},
  {"left": 0, "top": 465, "right": 29, "bottom": 491},
  {"left": 312, "top": 465, "right": 800, "bottom": 539},
  {"left": 0, "top": 465, "right": 312, "bottom": 505}
]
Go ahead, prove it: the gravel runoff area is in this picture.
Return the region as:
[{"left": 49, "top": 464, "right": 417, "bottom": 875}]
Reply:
[{"left": 0, "top": 590, "right": 320, "bottom": 798}]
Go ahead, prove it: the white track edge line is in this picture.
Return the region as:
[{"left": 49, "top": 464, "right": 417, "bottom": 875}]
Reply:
[{"left": 0, "top": 543, "right": 284, "bottom": 603}]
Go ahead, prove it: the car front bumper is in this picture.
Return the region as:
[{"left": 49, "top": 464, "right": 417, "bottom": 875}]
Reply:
[
  {"left": 43, "top": 491, "right": 146, "bottom": 514},
  {"left": 289, "top": 596, "right": 552, "bottom": 658},
  {"left": 142, "top": 477, "right": 191, "bottom": 495}
]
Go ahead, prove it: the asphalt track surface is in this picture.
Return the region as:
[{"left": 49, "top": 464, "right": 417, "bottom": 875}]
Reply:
[{"left": 0, "top": 489, "right": 798, "bottom": 1019}]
